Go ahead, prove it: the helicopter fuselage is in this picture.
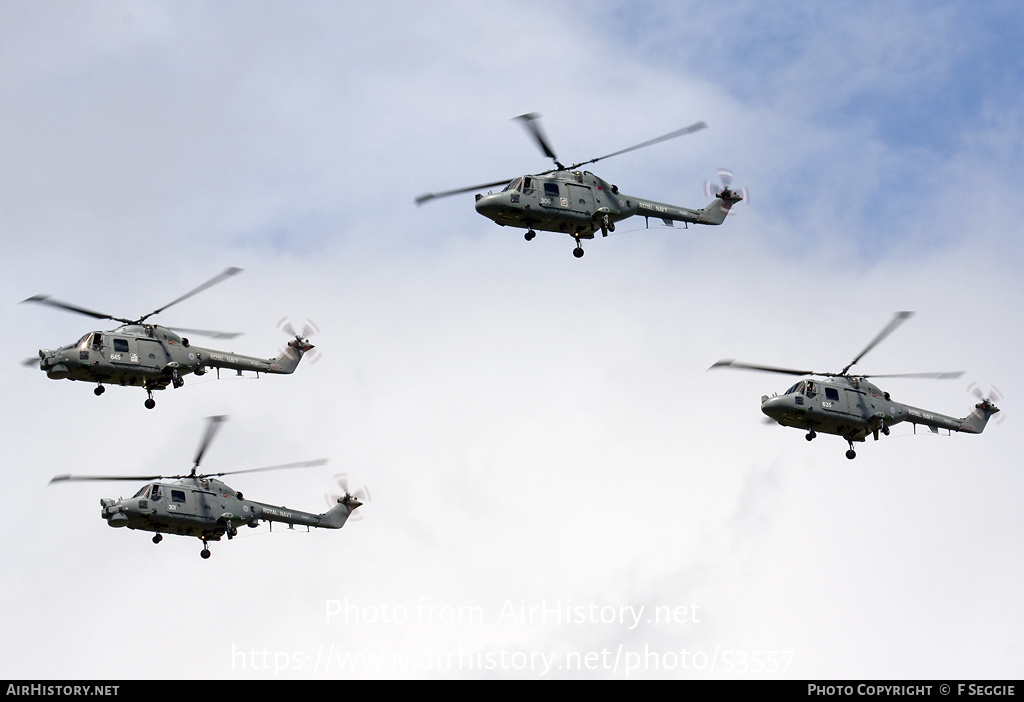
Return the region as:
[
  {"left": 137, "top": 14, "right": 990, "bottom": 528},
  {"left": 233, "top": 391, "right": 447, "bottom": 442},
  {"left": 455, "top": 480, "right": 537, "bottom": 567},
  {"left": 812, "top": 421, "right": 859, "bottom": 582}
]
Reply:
[
  {"left": 98, "top": 476, "right": 358, "bottom": 542},
  {"left": 473, "top": 170, "right": 739, "bottom": 241},
  {"left": 760, "top": 377, "right": 998, "bottom": 443},
  {"left": 36, "top": 324, "right": 310, "bottom": 399}
]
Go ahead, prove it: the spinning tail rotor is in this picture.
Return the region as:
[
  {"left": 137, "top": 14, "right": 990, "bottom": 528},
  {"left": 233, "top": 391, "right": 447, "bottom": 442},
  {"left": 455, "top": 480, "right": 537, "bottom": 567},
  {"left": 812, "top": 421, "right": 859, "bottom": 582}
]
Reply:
[
  {"left": 968, "top": 382, "right": 1005, "bottom": 423},
  {"left": 278, "top": 317, "right": 322, "bottom": 363},
  {"left": 325, "top": 473, "right": 370, "bottom": 521},
  {"left": 704, "top": 168, "right": 748, "bottom": 212}
]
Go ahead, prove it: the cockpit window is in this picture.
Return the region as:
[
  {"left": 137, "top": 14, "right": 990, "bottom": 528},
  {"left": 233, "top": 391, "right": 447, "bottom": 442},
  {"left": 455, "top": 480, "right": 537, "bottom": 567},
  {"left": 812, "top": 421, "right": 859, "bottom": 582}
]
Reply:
[
  {"left": 76, "top": 334, "right": 91, "bottom": 349},
  {"left": 503, "top": 178, "right": 523, "bottom": 193},
  {"left": 133, "top": 485, "right": 151, "bottom": 499}
]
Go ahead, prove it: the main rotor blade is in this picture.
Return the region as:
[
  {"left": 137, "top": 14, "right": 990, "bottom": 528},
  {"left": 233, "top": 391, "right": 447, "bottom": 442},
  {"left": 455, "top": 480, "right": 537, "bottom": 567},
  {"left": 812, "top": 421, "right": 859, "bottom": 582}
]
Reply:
[
  {"left": 862, "top": 371, "right": 964, "bottom": 380},
  {"left": 201, "top": 458, "right": 329, "bottom": 478},
  {"left": 193, "top": 415, "right": 228, "bottom": 472},
  {"left": 841, "top": 311, "right": 913, "bottom": 375},
  {"left": 415, "top": 178, "right": 518, "bottom": 205},
  {"left": 167, "top": 326, "right": 244, "bottom": 340},
  {"left": 50, "top": 473, "right": 167, "bottom": 484},
  {"left": 21, "top": 295, "right": 127, "bottom": 324},
  {"left": 137, "top": 267, "right": 242, "bottom": 323},
  {"left": 566, "top": 121, "right": 708, "bottom": 171},
  {"left": 708, "top": 359, "right": 817, "bottom": 376},
  {"left": 515, "top": 112, "right": 559, "bottom": 163}
]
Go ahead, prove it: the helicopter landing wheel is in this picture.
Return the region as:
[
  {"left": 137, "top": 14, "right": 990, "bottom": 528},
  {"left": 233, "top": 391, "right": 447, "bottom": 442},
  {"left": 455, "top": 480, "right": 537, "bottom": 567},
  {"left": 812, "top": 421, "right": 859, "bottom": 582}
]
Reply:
[
  {"left": 525, "top": 230, "right": 536, "bottom": 241},
  {"left": 882, "top": 425, "right": 890, "bottom": 436},
  {"left": 144, "top": 398, "right": 156, "bottom": 409},
  {"left": 845, "top": 449, "right": 856, "bottom": 460},
  {"left": 572, "top": 247, "right": 585, "bottom": 259},
  {"left": 806, "top": 430, "right": 816, "bottom": 441},
  {"left": 200, "top": 548, "right": 211, "bottom": 559},
  {"left": 152, "top": 534, "right": 162, "bottom": 544},
  {"left": 94, "top": 385, "right": 105, "bottom": 396}
]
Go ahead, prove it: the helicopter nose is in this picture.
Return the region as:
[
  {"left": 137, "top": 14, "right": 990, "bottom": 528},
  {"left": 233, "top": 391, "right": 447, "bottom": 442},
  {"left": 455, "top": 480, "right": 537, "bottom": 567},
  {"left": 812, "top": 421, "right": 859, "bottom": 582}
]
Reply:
[
  {"left": 474, "top": 193, "right": 502, "bottom": 220},
  {"left": 100, "top": 498, "right": 129, "bottom": 527},
  {"left": 760, "top": 395, "right": 788, "bottom": 421},
  {"left": 44, "top": 359, "right": 70, "bottom": 379}
]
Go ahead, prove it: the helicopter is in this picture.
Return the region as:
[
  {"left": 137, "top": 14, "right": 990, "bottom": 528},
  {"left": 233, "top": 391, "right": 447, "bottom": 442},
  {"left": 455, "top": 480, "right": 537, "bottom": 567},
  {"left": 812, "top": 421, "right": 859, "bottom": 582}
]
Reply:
[
  {"left": 709, "top": 311, "right": 1001, "bottom": 459},
  {"left": 415, "top": 113, "right": 745, "bottom": 258},
  {"left": 49, "top": 415, "right": 362, "bottom": 559},
  {"left": 22, "top": 267, "right": 315, "bottom": 409}
]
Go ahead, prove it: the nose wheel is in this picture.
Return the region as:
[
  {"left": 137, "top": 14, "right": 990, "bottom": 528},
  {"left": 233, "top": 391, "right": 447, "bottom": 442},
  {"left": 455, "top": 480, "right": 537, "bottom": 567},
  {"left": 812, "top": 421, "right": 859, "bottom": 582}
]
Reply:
[
  {"left": 571, "top": 233, "right": 585, "bottom": 258},
  {"left": 805, "top": 429, "right": 817, "bottom": 441},
  {"left": 846, "top": 439, "right": 856, "bottom": 460},
  {"left": 525, "top": 229, "right": 536, "bottom": 241},
  {"left": 200, "top": 537, "right": 211, "bottom": 559},
  {"left": 144, "top": 388, "right": 156, "bottom": 409},
  {"left": 93, "top": 385, "right": 105, "bottom": 396}
]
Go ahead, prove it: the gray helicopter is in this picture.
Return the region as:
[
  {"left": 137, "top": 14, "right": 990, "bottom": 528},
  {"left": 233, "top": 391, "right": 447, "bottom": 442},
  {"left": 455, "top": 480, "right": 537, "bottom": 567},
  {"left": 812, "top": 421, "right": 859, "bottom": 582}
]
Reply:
[
  {"left": 415, "top": 113, "right": 744, "bottom": 258},
  {"left": 23, "top": 267, "right": 315, "bottom": 409},
  {"left": 710, "top": 312, "right": 1000, "bottom": 459},
  {"left": 50, "top": 416, "right": 362, "bottom": 559}
]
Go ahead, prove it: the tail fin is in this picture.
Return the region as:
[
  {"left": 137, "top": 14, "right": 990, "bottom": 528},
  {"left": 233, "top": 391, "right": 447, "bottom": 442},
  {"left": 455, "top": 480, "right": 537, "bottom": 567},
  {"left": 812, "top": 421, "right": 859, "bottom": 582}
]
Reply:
[
  {"left": 700, "top": 189, "right": 744, "bottom": 225},
  {"left": 317, "top": 494, "right": 362, "bottom": 529},
  {"left": 269, "top": 337, "right": 314, "bottom": 374},
  {"left": 958, "top": 399, "right": 1000, "bottom": 434}
]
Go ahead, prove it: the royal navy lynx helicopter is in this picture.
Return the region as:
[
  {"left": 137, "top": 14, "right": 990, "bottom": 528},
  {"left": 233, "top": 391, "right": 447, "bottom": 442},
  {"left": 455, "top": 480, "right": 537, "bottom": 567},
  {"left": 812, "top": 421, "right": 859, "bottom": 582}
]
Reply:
[
  {"left": 415, "top": 113, "right": 744, "bottom": 258},
  {"left": 49, "top": 416, "right": 362, "bottom": 559},
  {"left": 22, "top": 267, "right": 315, "bottom": 409},
  {"left": 710, "top": 312, "right": 1000, "bottom": 459}
]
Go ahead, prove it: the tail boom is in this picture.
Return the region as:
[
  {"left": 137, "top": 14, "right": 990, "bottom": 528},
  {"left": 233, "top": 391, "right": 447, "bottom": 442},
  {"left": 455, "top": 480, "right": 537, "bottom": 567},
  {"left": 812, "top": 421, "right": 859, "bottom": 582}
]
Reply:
[
  {"left": 630, "top": 189, "right": 743, "bottom": 227},
  {"left": 904, "top": 400, "right": 1000, "bottom": 435},
  {"left": 197, "top": 338, "right": 313, "bottom": 375}
]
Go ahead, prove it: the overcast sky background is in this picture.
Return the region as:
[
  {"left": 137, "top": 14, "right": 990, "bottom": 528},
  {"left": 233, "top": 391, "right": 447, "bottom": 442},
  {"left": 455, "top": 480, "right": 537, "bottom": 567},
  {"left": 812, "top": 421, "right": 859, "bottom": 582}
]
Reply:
[{"left": 2, "top": 0, "right": 1022, "bottom": 680}]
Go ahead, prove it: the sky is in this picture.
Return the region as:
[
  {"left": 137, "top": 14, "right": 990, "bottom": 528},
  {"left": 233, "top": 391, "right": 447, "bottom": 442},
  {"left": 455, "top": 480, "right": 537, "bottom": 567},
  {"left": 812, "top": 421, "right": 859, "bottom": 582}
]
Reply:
[{"left": 1, "top": 0, "right": 1022, "bottom": 680}]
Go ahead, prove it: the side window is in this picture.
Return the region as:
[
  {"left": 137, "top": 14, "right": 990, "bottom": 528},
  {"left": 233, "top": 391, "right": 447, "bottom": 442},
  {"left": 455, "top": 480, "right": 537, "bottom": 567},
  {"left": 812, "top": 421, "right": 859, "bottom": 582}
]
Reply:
[
  {"left": 113, "top": 339, "right": 129, "bottom": 352},
  {"left": 171, "top": 490, "right": 186, "bottom": 503},
  {"left": 544, "top": 182, "right": 560, "bottom": 197},
  {"left": 825, "top": 388, "right": 840, "bottom": 401}
]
